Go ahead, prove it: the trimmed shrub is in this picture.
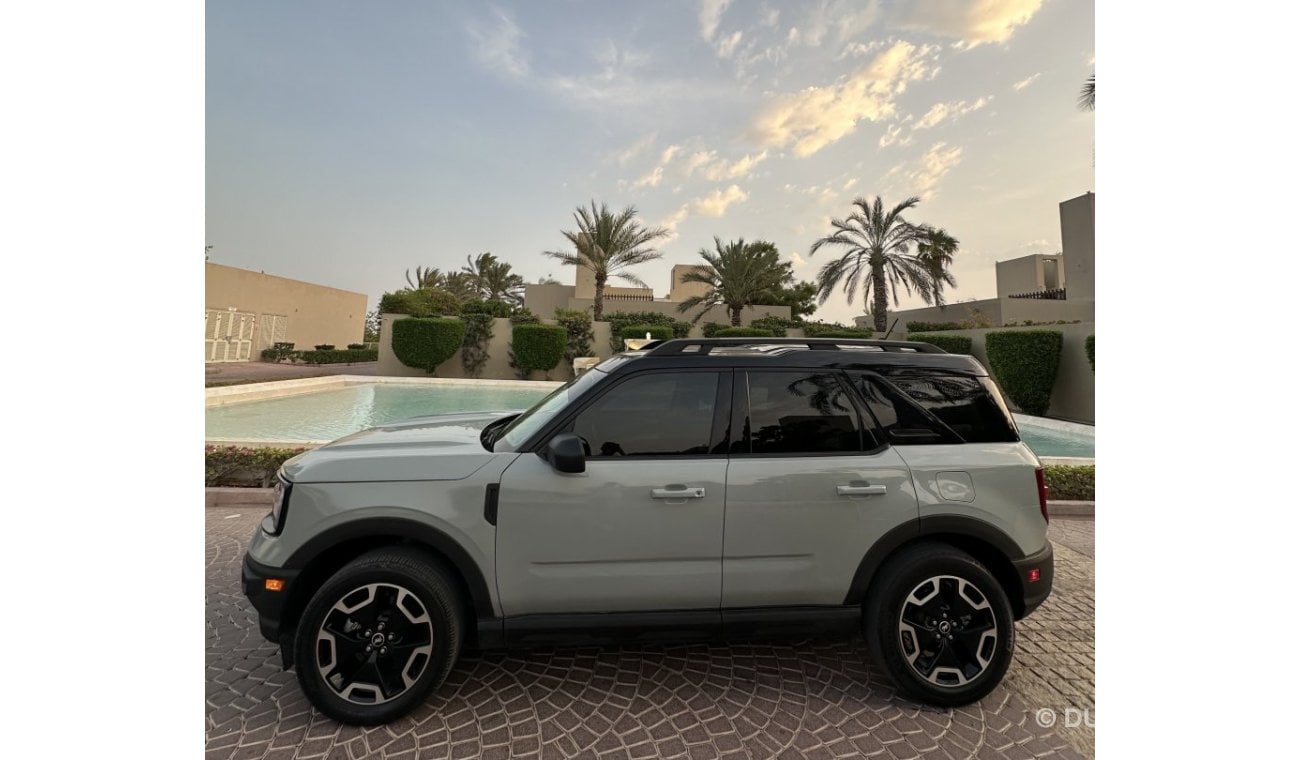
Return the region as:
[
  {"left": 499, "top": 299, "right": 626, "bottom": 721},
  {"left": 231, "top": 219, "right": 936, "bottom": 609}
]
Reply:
[
  {"left": 605, "top": 311, "right": 690, "bottom": 352},
  {"left": 984, "top": 330, "right": 1063, "bottom": 416},
  {"left": 512, "top": 323, "right": 566, "bottom": 374},
  {"left": 802, "top": 321, "right": 873, "bottom": 338},
  {"left": 378, "top": 288, "right": 462, "bottom": 317},
  {"left": 392, "top": 317, "right": 466, "bottom": 374},
  {"left": 296, "top": 349, "right": 378, "bottom": 364},
  {"left": 554, "top": 308, "right": 594, "bottom": 370},
  {"left": 713, "top": 326, "right": 775, "bottom": 337},
  {"left": 906, "top": 321, "right": 967, "bottom": 333},
  {"left": 702, "top": 322, "right": 725, "bottom": 338},
  {"left": 509, "top": 307, "right": 541, "bottom": 324},
  {"left": 314, "top": 344, "right": 335, "bottom": 351},
  {"left": 906, "top": 334, "right": 973, "bottom": 354},
  {"left": 460, "top": 313, "right": 494, "bottom": 377},
  {"left": 620, "top": 324, "right": 673, "bottom": 341},
  {"left": 1086, "top": 334, "right": 1095, "bottom": 370},
  {"left": 1044, "top": 465, "right": 1095, "bottom": 501},
  {"left": 347, "top": 343, "right": 366, "bottom": 350},
  {"left": 462, "top": 299, "right": 515, "bottom": 318},
  {"left": 814, "top": 330, "right": 874, "bottom": 339},
  {"left": 750, "top": 316, "right": 795, "bottom": 337},
  {"left": 205, "top": 445, "right": 308, "bottom": 487}
]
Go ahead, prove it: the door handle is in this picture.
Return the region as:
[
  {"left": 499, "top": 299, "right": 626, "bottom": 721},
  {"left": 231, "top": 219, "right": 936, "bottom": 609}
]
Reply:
[
  {"left": 837, "top": 484, "right": 888, "bottom": 496},
  {"left": 651, "top": 486, "right": 706, "bottom": 499}
]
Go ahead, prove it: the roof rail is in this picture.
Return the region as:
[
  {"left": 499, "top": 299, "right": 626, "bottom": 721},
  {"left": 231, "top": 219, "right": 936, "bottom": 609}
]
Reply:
[{"left": 641, "top": 337, "right": 947, "bottom": 356}]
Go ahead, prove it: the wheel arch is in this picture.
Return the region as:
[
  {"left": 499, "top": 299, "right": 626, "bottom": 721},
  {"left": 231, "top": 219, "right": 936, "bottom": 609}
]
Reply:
[
  {"left": 279, "top": 517, "right": 494, "bottom": 651},
  {"left": 845, "top": 515, "right": 1029, "bottom": 619}
]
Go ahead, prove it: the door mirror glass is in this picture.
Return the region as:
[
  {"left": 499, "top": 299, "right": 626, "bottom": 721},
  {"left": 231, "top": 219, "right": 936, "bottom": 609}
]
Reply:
[{"left": 544, "top": 433, "right": 587, "bottom": 473}]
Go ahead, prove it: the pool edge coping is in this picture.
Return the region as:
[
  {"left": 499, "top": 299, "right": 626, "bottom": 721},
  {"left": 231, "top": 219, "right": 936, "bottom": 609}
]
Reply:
[{"left": 205, "top": 374, "right": 564, "bottom": 408}]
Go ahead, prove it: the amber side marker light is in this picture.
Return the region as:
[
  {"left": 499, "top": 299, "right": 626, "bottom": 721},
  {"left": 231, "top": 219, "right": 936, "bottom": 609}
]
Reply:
[
  {"left": 1027, "top": 568, "right": 1042, "bottom": 583},
  {"left": 265, "top": 579, "right": 285, "bottom": 592}
]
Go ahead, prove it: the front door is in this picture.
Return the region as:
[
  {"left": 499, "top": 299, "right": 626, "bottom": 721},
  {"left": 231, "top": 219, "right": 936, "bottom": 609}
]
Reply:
[
  {"left": 722, "top": 370, "right": 920, "bottom": 607},
  {"left": 495, "top": 370, "right": 731, "bottom": 617}
]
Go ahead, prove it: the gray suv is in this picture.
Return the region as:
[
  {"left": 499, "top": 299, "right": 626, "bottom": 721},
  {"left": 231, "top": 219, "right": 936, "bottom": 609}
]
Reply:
[{"left": 242, "top": 337, "right": 1054, "bottom": 725}]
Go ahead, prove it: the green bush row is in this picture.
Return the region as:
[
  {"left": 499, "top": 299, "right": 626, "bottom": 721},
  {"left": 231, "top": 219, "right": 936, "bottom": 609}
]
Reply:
[
  {"left": 512, "top": 323, "right": 566, "bottom": 373},
  {"left": 985, "top": 330, "right": 1063, "bottom": 416},
  {"left": 260, "top": 348, "right": 378, "bottom": 364},
  {"left": 713, "top": 326, "right": 774, "bottom": 337},
  {"left": 1043, "top": 464, "right": 1095, "bottom": 501},
  {"left": 391, "top": 317, "right": 466, "bottom": 374},
  {"left": 378, "top": 288, "right": 463, "bottom": 317},
  {"left": 205, "top": 445, "right": 308, "bottom": 487},
  {"left": 605, "top": 311, "right": 689, "bottom": 352},
  {"left": 802, "top": 321, "right": 874, "bottom": 338},
  {"left": 749, "top": 316, "right": 797, "bottom": 336},
  {"left": 906, "top": 321, "right": 967, "bottom": 333},
  {"left": 905, "top": 334, "right": 973, "bottom": 354},
  {"left": 620, "top": 324, "right": 674, "bottom": 341}
]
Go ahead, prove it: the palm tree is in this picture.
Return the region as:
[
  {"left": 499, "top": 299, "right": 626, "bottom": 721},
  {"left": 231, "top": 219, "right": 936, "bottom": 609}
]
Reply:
[
  {"left": 405, "top": 266, "right": 444, "bottom": 290},
  {"left": 809, "top": 196, "right": 959, "bottom": 332},
  {"left": 440, "top": 271, "right": 479, "bottom": 303},
  {"left": 676, "top": 238, "right": 793, "bottom": 325},
  {"left": 462, "top": 252, "right": 526, "bottom": 305},
  {"left": 544, "top": 200, "right": 670, "bottom": 321},
  {"left": 1078, "top": 74, "right": 1094, "bottom": 111}
]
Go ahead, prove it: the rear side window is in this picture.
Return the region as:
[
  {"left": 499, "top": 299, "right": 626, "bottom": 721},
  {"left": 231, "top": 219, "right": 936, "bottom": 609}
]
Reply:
[
  {"left": 849, "top": 373, "right": 1018, "bottom": 445},
  {"left": 742, "top": 371, "right": 862, "bottom": 454}
]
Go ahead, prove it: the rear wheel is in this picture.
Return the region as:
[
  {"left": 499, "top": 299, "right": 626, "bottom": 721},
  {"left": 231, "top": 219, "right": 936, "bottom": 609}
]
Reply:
[
  {"left": 293, "top": 547, "right": 464, "bottom": 725},
  {"left": 864, "top": 543, "right": 1015, "bottom": 706}
]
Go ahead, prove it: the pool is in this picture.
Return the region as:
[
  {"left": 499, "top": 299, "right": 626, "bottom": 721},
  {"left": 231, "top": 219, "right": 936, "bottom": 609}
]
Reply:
[
  {"left": 206, "top": 380, "right": 554, "bottom": 443},
  {"left": 206, "top": 378, "right": 1095, "bottom": 458}
]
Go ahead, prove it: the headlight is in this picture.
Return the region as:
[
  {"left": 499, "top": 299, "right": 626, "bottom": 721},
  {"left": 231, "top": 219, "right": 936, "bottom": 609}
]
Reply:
[{"left": 267, "top": 472, "right": 292, "bottom": 534}]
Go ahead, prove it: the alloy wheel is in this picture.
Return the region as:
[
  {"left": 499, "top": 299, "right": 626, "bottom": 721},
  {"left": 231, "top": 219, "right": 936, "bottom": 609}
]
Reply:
[
  {"left": 314, "top": 582, "right": 435, "bottom": 705},
  {"left": 897, "top": 575, "right": 999, "bottom": 687}
]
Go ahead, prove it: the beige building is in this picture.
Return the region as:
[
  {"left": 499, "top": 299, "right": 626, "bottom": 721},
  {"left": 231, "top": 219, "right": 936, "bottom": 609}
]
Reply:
[
  {"left": 205, "top": 263, "right": 368, "bottom": 362},
  {"left": 525, "top": 264, "right": 791, "bottom": 326},
  {"left": 856, "top": 192, "right": 1096, "bottom": 332}
]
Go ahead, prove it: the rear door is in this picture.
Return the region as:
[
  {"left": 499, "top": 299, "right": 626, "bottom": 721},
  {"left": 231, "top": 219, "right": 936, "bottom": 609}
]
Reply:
[
  {"left": 722, "top": 369, "right": 919, "bottom": 607},
  {"left": 495, "top": 369, "right": 731, "bottom": 616}
]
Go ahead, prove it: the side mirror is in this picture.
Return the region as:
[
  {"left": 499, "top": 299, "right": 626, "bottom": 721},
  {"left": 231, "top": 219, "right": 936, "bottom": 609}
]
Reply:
[{"left": 544, "top": 433, "right": 586, "bottom": 474}]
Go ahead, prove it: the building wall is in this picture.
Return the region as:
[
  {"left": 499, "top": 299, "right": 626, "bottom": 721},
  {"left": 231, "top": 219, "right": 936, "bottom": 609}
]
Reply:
[
  {"left": 1001, "top": 298, "right": 1094, "bottom": 325},
  {"left": 856, "top": 298, "right": 1003, "bottom": 333},
  {"left": 524, "top": 283, "right": 791, "bottom": 325},
  {"left": 669, "top": 264, "right": 711, "bottom": 303},
  {"left": 205, "top": 263, "right": 367, "bottom": 354},
  {"left": 1060, "top": 192, "right": 1095, "bottom": 301},
  {"left": 995, "top": 255, "right": 1045, "bottom": 298}
]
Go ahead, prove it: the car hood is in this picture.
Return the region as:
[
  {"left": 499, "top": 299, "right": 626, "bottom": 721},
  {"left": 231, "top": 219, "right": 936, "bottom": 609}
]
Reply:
[{"left": 282, "top": 410, "right": 520, "bottom": 483}]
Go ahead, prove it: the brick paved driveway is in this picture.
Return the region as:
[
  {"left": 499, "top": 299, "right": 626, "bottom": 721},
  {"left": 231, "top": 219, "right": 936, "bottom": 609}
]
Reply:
[{"left": 207, "top": 510, "right": 1094, "bottom": 759}]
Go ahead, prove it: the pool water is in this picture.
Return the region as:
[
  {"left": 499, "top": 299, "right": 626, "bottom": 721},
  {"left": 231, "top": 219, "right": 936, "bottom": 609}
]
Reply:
[
  {"left": 206, "top": 384, "right": 552, "bottom": 442},
  {"left": 207, "top": 383, "right": 1095, "bottom": 458}
]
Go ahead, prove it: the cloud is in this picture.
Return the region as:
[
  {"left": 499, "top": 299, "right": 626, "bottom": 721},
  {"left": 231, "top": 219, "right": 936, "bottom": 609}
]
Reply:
[
  {"left": 467, "top": 7, "right": 529, "bottom": 79},
  {"left": 634, "top": 145, "right": 767, "bottom": 189},
  {"left": 838, "top": 40, "right": 888, "bottom": 59},
  {"left": 659, "top": 184, "right": 750, "bottom": 238},
  {"left": 698, "top": 0, "right": 733, "bottom": 41},
  {"left": 897, "top": 0, "right": 1043, "bottom": 47},
  {"left": 1012, "top": 72, "right": 1041, "bottom": 91},
  {"left": 914, "top": 97, "right": 989, "bottom": 129},
  {"left": 701, "top": 150, "right": 768, "bottom": 181},
  {"left": 886, "top": 142, "right": 964, "bottom": 200},
  {"left": 717, "top": 30, "right": 744, "bottom": 58},
  {"left": 751, "top": 41, "right": 939, "bottom": 157},
  {"left": 760, "top": 6, "right": 781, "bottom": 27},
  {"left": 633, "top": 166, "right": 664, "bottom": 188},
  {"left": 610, "top": 133, "right": 657, "bottom": 165},
  {"left": 879, "top": 122, "right": 912, "bottom": 148}
]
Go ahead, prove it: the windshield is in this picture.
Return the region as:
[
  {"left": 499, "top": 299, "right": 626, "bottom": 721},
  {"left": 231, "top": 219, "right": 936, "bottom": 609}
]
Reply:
[{"left": 496, "top": 369, "right": 605, "bottom": 451}]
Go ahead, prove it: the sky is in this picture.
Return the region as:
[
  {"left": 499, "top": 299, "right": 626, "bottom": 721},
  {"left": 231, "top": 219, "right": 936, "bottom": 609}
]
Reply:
[{"left": 206, "top": 0, "right": 1093, "bottom": 324}]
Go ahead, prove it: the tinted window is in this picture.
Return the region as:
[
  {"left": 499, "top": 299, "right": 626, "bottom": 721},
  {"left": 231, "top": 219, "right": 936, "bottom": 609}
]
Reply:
[
  {"left": 891, "top": 376, "right": 1018, "bottom": 443},
  {"left": 570, "top": 372, "right": 719, "bottom": 457},
  {"left": 744, "top": 371, "right": 862, "bottom": 454},
  {"left": 850, "top": 373, "right": 1017, "bottom": 444}
]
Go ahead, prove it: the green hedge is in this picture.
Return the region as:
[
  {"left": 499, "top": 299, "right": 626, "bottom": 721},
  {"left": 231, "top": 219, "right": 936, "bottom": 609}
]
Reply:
[
  {"left": 907, "top": 320, "right": 967, "bottom": 333},
  {"left": 803, "top": 322, "right": 873, "bottom": 338},
  {"left": 1043, "top": 464, "right": 1094, "bottom": 501},
  {"left": 512, "top": 323, "right": 566, "bottom": 372},
  {"left": 713, "top": 326, "right": 775, "bottom": 337},
  {"left": 1086, "top": 334, "right": 1095, "bottom": 370},
  {"left": 702, "top": 322, "right": 724, "bottom": 338},
  {"left": 378, "top": 288, "right": 462, "bottom": 317},
  {"left": 462, "top": 299, "right": 516, "bottom": 318},
  {"left": 749, "top": 316, "right": 796, "bottom": 337},
  {"left": 296, "top": 348, "right": 378, "bottom": 364},
  {"left": 906, "top": 334, "right": 973, "bottom": 354},
  {"left": 554, "top": 308, "right": 594, "bottom": 368},
  {"left": 392, "top": 317, "right": 466, "bottom": 373},
  {"left": 605, "top": 311, "right": 690, "bottom": 352},
  {"left": 620, "top": 324, "right": 674, "bottom": 341},
  {"left": 205, "top": 445, "right": 308, "bottom": 487},
  {"left": 984, "top": 330, "right": 1063, "bottom": 416},
  {"left": 814, "top": 330, "right": 874, "bottom": 339},
  {"left": 346, "top": 343, "right": 366, "bottom": 350}
]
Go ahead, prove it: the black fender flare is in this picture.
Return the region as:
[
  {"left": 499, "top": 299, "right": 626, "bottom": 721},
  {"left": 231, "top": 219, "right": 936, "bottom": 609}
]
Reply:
[{"left": 842, "top": 514, "right": 1026, "bottom": 606}]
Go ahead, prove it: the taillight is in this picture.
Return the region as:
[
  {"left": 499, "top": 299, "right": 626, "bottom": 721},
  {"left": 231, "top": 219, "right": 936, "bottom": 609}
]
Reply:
[{"left": 1035, "top": 466, "right": 1049, "bottom": 524}]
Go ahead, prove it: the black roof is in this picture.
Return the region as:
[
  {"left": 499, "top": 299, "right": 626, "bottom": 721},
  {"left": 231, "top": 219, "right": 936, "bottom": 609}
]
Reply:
[{"left": 604, "top": 337, "right": 988, "bottom": 376}]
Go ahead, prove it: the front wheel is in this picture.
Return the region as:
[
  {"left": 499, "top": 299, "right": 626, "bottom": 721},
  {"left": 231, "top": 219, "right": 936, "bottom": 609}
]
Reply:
[
  {"left": 864, "top": 543, "right": 1015, "bottom": 706},
  {"left": 293, "top": 547, "right": 464, "bottom": 725}
]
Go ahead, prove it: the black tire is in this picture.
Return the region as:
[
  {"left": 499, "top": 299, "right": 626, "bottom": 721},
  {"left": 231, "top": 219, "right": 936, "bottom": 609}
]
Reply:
[
  {"left": 293, "top": 546, "right": 464, "bottom": 725},
  {"left": 863, "top": 542, "right": 1015, "bottom": 707}
]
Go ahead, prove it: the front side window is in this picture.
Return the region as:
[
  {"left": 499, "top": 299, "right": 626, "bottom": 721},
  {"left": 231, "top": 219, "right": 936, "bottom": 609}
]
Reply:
[
  {"left": 496, "top": 368, "right": 605, "bottom": 451},
  {"left": 742, "top": 371, "right": 862, "bottom": 454},
  {"left": 569, "top": 372, "right": 720, "bottom": 457}
]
